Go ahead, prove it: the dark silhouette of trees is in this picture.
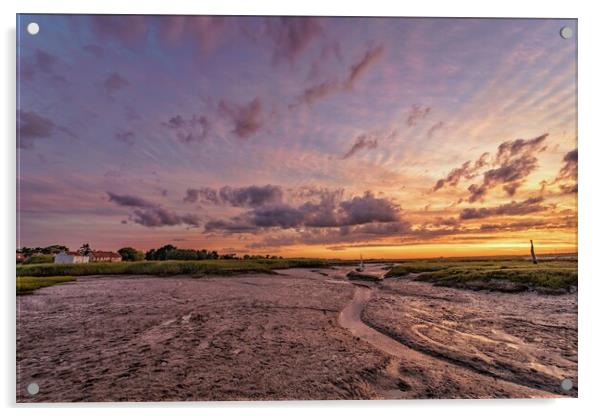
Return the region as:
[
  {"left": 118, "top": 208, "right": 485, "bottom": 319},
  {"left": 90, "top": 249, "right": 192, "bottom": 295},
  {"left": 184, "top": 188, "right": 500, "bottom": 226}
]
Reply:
[
  {"left": 17, "top": 245, "right": 69, "bottom": 256},
  {"left": 78, "top": 243, "right": 92, "bottom": 256},
  {"left": 144, "top": 245, "right": 221, "bottom": 261},
  {"left": 118, "top": 247, "right": 145, "bottom": 261}
]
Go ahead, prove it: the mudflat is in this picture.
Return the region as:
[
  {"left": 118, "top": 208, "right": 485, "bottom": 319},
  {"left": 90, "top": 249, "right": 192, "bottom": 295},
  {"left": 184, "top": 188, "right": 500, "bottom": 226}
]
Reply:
[{"left": 16, "top": 264, "right": 576, "bottom": 402}]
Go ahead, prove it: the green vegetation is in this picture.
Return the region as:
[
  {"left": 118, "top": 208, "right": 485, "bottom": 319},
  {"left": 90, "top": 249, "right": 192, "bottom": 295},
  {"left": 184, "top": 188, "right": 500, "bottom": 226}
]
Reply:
[
  {"left": 347, "top": 271, "right": 382, "bottom": 282},
  {"left": 17, "top": 245, "right": 69, "bottom": 256},
  {"left": 22, "top": 255, "right": 54, "bottom": 265},
  {"left": 145, "top": 245, "right": 219, "bottom": 261},
  {"left": 144, "top": 244, "right": 286, "bottom": 261},
  {"left": 17, "top": 276, "right": 76, "bottom": 295},
  {"left": 118, "top": 247, "right": 145, "bottom": 261},
  {"left": 386, "top": 259, "right": 577, "bottom": 292},
  {"left": 16, "top": 258, "right": 330, "bottom": 278}
]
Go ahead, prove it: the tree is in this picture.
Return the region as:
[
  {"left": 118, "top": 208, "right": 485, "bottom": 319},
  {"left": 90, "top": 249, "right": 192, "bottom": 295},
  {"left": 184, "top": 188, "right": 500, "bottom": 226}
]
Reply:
[
  {"left": 78, "top": 243, "right": 92, "bottom": 256},
  {"left": 118, "top": 247, "right": 145, "bottom": 262},
  {"left": 155, "top": 244, "right": 176, "bottom": 260}
]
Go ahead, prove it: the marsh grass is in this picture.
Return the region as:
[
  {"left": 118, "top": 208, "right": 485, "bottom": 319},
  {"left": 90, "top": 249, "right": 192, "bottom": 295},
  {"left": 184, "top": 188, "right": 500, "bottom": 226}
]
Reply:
[
  {"left": 17, "top": 276, "right": 76, "bottom": 295},
  {"left": 22, "top": 255, "right": 54, "bottom": 265},
  {"left": 385, "top": 259, "right": 577, "bottom": 291},
  {"left": 16, "top": 258, "right": 330, "bottom": 278}
]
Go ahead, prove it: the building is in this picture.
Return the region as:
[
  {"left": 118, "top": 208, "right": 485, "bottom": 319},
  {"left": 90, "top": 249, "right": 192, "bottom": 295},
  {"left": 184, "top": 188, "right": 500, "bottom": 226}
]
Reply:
[
  {"left": 54, "top": 251, "right": 90, "bottom": 264},
  {"left": 16, "top": 252, "right": 25, "bottom": 263},
  {"left": 89, "top": 251, "right": 122, "bottom": 262}
]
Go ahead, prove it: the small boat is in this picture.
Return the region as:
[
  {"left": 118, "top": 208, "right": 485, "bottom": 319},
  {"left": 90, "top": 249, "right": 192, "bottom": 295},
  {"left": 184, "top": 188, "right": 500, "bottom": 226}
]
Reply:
[{"left": 355, "top": 255, "right": 365, "bottom": 272}]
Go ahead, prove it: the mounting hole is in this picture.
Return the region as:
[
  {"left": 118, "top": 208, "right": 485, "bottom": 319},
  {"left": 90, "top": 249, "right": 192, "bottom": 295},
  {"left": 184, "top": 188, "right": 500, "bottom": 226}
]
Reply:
[
  {"left": 560, "top": 378, "right": 573, "bottom": 391},
  {"left": 27, "top": 22, "right": 40, "bottom": 36},
  {"left": 560, "top": 26, "right": 573, "bottom": 39},
  {"left": 26, "top": 382, "right": 39, "bottom": 395}
]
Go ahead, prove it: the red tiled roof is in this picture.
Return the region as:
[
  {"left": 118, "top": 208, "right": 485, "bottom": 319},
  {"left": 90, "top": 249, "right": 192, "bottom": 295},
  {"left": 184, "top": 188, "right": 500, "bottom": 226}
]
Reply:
[{"left": 91, "top": 251, "right": 121, "bottom": 258}]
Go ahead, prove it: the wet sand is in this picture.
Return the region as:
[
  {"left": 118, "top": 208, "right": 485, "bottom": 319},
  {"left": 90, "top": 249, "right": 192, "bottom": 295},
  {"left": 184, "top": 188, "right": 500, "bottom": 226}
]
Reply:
[{"left": 16, "top": 264, "right": 577, "bottom": 402}]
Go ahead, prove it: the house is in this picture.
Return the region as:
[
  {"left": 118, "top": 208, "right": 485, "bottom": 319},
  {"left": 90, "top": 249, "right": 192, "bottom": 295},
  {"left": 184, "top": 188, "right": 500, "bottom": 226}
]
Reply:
[
  {"left": 89, "top": 251, "right": 122, "bottom": 262},
  {"left": 16, "top": 252, "right": 25, "bottom": 263},
  {"left": 54, "top": 251, "right": 90, "bottom": 264}
]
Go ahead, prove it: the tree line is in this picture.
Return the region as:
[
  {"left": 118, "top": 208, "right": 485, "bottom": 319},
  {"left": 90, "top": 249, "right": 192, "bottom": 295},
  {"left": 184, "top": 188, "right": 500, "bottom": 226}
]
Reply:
[
  {"left": 18, "top": 243, "right": 283, "bottom": 263},
  {"left": 117, "top": 245, "right": 283, "bottom": 262},
  {"left": 17, "top": 245, "right": 69, "bottom": 256}
]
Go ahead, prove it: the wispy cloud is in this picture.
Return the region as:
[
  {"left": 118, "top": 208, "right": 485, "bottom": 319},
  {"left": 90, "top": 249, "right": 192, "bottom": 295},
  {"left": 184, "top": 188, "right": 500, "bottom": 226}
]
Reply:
[
  {"left": 17, "top": 110, "right": 76, "bottom": 149},
  {"left": 427, "top": 121, "right": 445, "bottom": 138},
  {"left": 344, "top": 44, "right": 385, "bottom": 89},
  {"left": 163, "top": 114, "right": 210, "bottom": 143},
  {"left": 267, "top": 17, "right": 323, "bottom": 65},
  {"left": 291, "top": 44, "right": 385, "bottom": 107},
  {"left": 342, "top": 134, "right": 378, "bottom": 159},
  {"left": 433, "top": 153, "right": 489, "bottom": 191},
  {"left": 218, "top": 97, "right": 264, "bottom": 139},
  {"left": 406, "top": 104, "right": 431, "bottom": 127}
]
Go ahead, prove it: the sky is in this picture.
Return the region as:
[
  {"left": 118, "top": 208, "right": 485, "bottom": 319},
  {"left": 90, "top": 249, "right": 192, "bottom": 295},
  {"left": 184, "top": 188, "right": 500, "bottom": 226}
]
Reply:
[{"left": 16, "top": 15, "right": 577, "bottom": 259}]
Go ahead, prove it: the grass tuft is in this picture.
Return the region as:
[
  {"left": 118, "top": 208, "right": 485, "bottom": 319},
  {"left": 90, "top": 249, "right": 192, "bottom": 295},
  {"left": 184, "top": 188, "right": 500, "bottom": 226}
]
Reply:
[
  {"left": 385, "top": 259, "right": 577, "bottom": 292},
  {"left": 17, "top": 276, "right": 76, "bottom": 295}
]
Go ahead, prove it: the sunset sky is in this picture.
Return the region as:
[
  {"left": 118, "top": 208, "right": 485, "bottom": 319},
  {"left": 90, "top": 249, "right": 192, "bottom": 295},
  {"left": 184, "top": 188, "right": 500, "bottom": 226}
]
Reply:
[{"left": 17, "top": 15, "right": 577, "bottom": 259}]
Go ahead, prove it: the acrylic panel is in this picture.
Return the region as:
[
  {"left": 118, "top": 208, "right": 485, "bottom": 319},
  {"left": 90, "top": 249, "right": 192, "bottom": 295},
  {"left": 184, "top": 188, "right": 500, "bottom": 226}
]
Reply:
[{"left": 16, "top": 15, "right": 577, "bottom": 402}]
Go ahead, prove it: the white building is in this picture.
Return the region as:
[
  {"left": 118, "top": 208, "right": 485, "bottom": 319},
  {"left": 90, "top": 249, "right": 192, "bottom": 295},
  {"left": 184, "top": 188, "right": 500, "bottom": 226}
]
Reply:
[{"left": 54, "top": 251, "right": 90, "bottom": 264}]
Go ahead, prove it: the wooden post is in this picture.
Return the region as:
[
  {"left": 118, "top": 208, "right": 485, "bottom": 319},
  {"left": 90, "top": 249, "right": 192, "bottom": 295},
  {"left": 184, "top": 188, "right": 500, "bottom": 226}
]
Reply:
[{"left": 530, "top": 240, "right": 538, "bottom": 264}]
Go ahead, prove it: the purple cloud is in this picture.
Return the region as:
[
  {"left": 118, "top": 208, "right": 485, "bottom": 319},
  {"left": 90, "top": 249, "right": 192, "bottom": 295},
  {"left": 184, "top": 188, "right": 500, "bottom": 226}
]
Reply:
[
  {"left": 406, "top": 104, "right": 431, "bottom": 127},
  {"left": 17, "top": 110, "right": 75, "bottom": 149},
  {"left": 459, "top": 197, "right": 547, "bottom": 220},
  {"left": 184, "top": 185, "right": 283, "bottom": 207},
  {"left": 35, "top": 49, "right": 58, "bottom": 73},
  {"left": 107, "top": 191, "right": 200, "bottom": 227},
  {"left": 203, "top": 188, "right": 400, "bottom": 233},
  {"left": 427, "top": 121, "right": 445, "bottom": 138},
  {"left": 218, "top": 98, "right": 263, "bottom": 138},
  {"left": 115, "top": 131, "right": 135, "bottom": 145},
  {"left": 152, "top": 15, "right": 229, "bottom": 57},
  {"left": 293, "top": 80, "right": 341, "bottom": 107},
  {"left": 557, "top": 148, "right": 577, "bottom": 181},
  {"left": 163, "top": 114, "right": 210, "bottom": 143},
  {"left": 434, "top": 134, "right": 548, "bottom": 202},
  {"left": 342, "top": 134, "right": 378, "bottom": 159},
  {"left": 292, "top": 44, "right": 385, "bottom": 107},
  {"left": 345, "top": 44, "right": 385, "bottom": 89},
  {"left": 433, "top": 152, "right": 490, "bottom": 191},
  {"left": 267, "top": 17, "right": 323, "bottom": 65},
  {"left": 90, "top": 15, "right": 149, "bottom": 48},
  {"left": 104, "top": 72, "right": 129, "bottom": 93}
]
